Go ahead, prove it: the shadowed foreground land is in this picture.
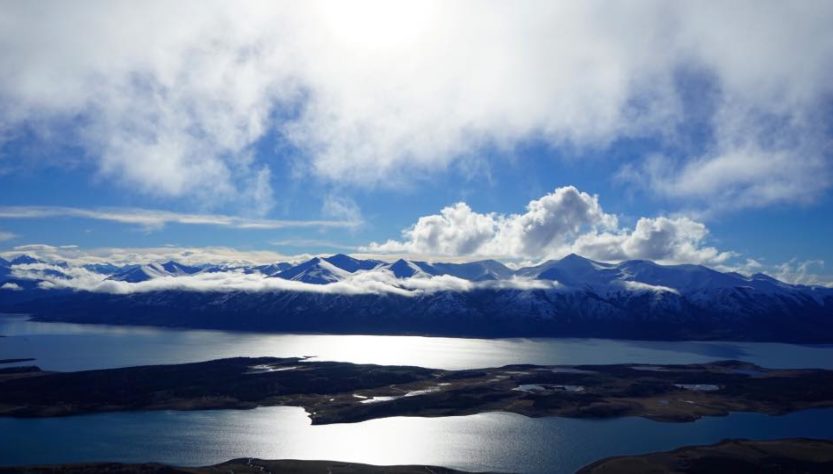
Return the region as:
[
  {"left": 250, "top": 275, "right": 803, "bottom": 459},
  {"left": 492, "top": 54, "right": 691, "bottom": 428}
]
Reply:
[
  {"left": 578, "top": 438, "right": 833, "bottom": 473},
  {"left": 0, "top": 459, "right": 478, "bottom": 473},
  {"left": 2, "top": 357, "right": 833, "bottom": 424}
]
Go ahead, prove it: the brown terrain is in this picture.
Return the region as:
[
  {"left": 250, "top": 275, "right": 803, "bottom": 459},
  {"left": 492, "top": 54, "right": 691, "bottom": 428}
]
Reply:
[{"left": 1, "top": 357, "right": 833, "bottom": 424}]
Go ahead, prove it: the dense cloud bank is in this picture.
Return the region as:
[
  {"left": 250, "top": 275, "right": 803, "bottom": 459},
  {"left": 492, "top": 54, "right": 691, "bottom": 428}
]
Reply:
[
  {"left": 1, "top": 1, "right": 831, "bottom": 212},
  {"left": 6, "top": 261, "right": 561, "bottom": 296}
]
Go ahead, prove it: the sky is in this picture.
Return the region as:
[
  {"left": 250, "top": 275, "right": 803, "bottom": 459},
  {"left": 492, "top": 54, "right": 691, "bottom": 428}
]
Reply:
[{"left": 0, "top": 0, "right": 832, "bottom": 284}]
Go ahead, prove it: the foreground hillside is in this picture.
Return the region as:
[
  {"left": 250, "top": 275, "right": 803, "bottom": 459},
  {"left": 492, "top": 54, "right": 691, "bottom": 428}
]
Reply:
[{"left": 578, "top": 438, "right": 833, "bottom": 474}]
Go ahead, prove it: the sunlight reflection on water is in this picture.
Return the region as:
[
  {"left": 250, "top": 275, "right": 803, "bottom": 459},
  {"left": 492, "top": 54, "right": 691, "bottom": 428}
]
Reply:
[
  {"left": 2, "top": 407, "right": 833, "bottom": 473},
  {"left": 2, "top": 314, "right": 833, "bottom": 371}
]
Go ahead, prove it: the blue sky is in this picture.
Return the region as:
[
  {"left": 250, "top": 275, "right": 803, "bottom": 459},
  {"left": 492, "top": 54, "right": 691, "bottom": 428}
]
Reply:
[{"left": 0, "top": 1, "right": 832, "bottom": 283}]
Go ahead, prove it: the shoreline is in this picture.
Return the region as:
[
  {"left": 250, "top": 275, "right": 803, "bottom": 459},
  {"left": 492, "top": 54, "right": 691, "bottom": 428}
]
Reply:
[
  {"left": 0, "top": 458, "right": 488, "bottom": 473},
  {"left": 3, "top": 357, "right": 833, "bottom": 425}
]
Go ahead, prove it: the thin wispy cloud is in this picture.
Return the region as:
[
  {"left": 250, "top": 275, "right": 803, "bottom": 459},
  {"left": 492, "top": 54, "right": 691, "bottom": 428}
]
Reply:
[
  {"left": 0, "top": 206, "right": 358, "bottom": 231},
  {"left": 271, "top": 239, "right": 357, "bottom": 251},
  {"left": 1, "top": 244, "right": 297, "bottom": 266}
]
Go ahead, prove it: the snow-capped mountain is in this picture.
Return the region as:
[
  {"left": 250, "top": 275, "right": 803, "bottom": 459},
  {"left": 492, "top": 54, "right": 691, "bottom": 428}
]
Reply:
[
  {"left": 9, "top": 255, "right": 40, "bottom": 265},
  {"left": 106, "top": 261, "right": 203, "bottom": 282},
  {"left": 159, "top": 260, "right": 201, "bottom": 276},
  {"left": 323, "top": 254, "right": 383, "bottom": 273},
  {"left": 273, "top": 254, "right": 384, "bottom": 284},
  {"left": 274, "top": 257, "right": 351, "bottom": 284},
  {"left": 107, "top": 263, "right": 173, "bottom": 283},
  {"left": 2, "top": 253, "right": 832, "bottom": 342},
  {"left": 386, "top": 259, "right": 436, "bottom": 278},
  {"left": 0, "top": 257, "right": 10, "bottom": 280},
  {"left": 253, "top": 262, "right": 293, "bottom": 276},
  {"left": 382, "top": 258, "right": 512, "bottom": 280},
  {"left": 82, "top": 263, "right": 123, "bottom": 275}
]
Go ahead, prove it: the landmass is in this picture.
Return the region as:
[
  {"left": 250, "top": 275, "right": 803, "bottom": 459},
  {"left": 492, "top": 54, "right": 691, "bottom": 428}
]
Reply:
[
  {"left": 5, "top": 440, "right": 833, "bottom": 474},
  {"left": 577, "top": 438, "right": 833, "bottom": 473},
  {"left": 2, "top": 358, "right": 833, "bottom": 424},
  {"left": 4, "top": 253, "right": 833, "bottom": 343},
  {"left": 0, "top": 459, "right": 481, "bottom": 473},
  {"left": 0, "top": 357, "right": 35, "bottom": 364}
]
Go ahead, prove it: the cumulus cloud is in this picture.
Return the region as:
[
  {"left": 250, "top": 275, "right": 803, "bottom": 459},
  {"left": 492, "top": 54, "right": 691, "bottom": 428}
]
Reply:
[
  {"left": 364, "top": 186, "right": 731, "bottom": 265},
  {"left": 1, "top": 1, "right": 831, "bottom": 211},
  {"left": 367, "top": 187, "right": 617, "bottom": 257},
  {"left": 572, "top": 217, "right": 734, "bottom": 265},
  {"left": 0, "top": 206, "right": 357, "bottom": 231}
]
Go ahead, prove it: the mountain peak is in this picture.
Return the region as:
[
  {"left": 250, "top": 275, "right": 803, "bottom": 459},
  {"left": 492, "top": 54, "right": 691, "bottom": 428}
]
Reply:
[
  {"left": 324, "top": 254, "right": 380, "bottom": 273},
  {"left": 389, "top": 259, "right": 423, "bottom": 278},
  {"left": 10, "top": 255, "right": 39, "bottom": 265}
]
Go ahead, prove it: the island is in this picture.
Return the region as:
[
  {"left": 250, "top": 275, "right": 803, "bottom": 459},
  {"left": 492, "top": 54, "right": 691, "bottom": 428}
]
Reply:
[
  {"left": 2, "top": 357, "right": 833, "bottom": 424},
  {"left": 577, "top": 438, "right": 833, "bottom": 473}
]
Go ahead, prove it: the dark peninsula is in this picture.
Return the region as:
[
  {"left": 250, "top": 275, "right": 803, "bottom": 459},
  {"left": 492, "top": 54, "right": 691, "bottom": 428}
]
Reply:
[{"left": 2, "top": 358, "right": 833, "bottom": 424}]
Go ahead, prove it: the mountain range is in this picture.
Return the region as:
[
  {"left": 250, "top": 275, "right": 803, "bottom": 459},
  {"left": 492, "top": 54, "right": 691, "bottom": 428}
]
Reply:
[{"left": 1, "top": 253, "right": 831, "bottom": 342}]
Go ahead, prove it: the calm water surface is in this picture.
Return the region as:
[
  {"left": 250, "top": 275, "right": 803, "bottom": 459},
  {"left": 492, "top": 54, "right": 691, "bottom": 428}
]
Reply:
[
  {"left": 2, "top": 314, "right": 833, "bottom": 371},
  {"left": 2, "top": 407, "right": 833, "bottom": 473},
  {"left": 3, "top": 314, "right": 833, "bottom": 473}
]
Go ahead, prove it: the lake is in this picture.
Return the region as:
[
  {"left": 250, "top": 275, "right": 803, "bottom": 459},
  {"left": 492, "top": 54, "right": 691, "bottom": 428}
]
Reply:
[
  {"left": 2, "top": 314, "right": 833, "bottom": 371},
  {"left": 2, "top": 313, "right": 833, "bottom": 473},
  {"left": 2, "top": 407, "right": 833, "bottom": 473}
]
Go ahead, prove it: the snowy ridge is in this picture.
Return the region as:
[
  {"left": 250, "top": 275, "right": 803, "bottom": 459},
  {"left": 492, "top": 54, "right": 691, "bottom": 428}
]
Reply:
[
  {"left": 2, "top": 252, "right": 829, "bottom": 297},
  {"left": 3, "top": 252, "right": 832, "bottom": 342}
]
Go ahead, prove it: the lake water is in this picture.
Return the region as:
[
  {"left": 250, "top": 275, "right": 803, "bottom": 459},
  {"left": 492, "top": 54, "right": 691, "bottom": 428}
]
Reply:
[
  {"left": 3, "top": 407, "right": 833, "bottom": 473},
  {"left": 3, "top": 314, "right": 833, "bottom": 472},
  {"left": 2, "top": 314, "right": 833, "bottom": 371}
]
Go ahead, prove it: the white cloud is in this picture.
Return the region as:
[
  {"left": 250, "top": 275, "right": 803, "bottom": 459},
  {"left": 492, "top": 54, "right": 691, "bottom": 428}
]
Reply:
[
  {"left": 0, "top": 230, "right": 16, "bottom": 242},
  {"left": 11, "top": 261, "right": 559, "bottom": 297},
  {"left": 0, "top": 1, "right": 831, "bottom": 210},
  {"left": 364, "top": 186, "right": 731, "bottom": 265},
  {"left": 622, "top": 141, "right": 831, "bottom": 213},
  {"left": 0, "top": 206, "right": 357, "bottom": 231},
  {"left": 773, "top": 259, "right": 829, "bottom": 287},
  {"left": 572, "top": 217, "right": 734, "bottom": 265},
  {"left": 0, "top": 244, "right": 299, "bottom": 267},
  {"left": 367, "top": 187, "right": 617, "bottom": 258},
  {"left": 321, "top": 194, "right": 364, "bottom": 227},
  {"left": 271, "top": 239, "right": 357, "bottom": 251}
]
